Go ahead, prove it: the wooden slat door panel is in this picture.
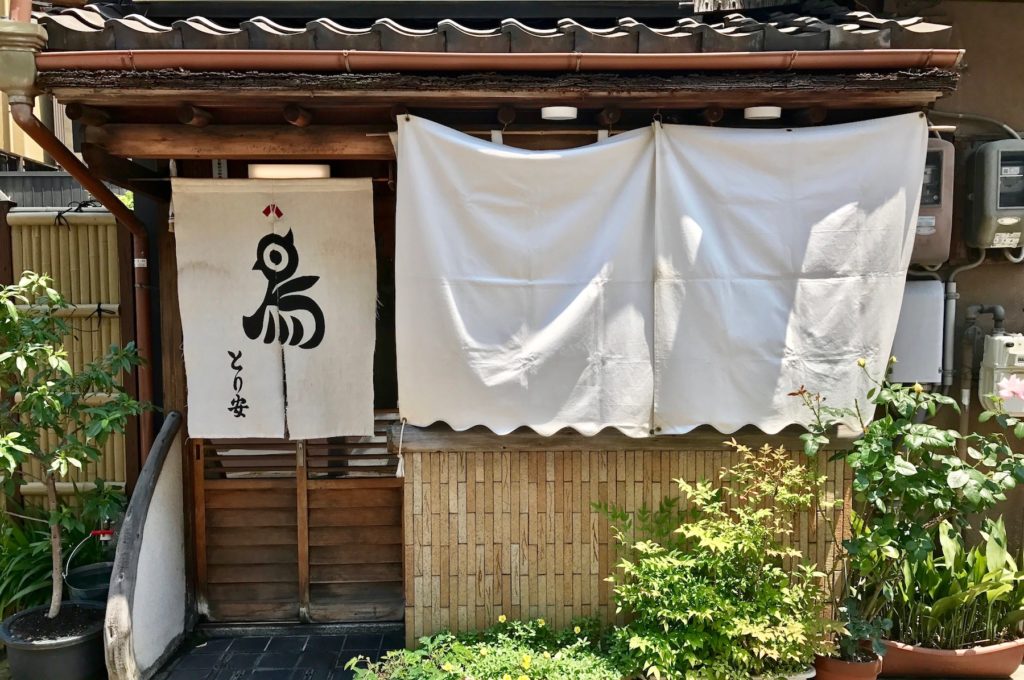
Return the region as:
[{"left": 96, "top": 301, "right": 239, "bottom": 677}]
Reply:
[{"left": 194, "top": 415, "right": 404, "bottom": 623}]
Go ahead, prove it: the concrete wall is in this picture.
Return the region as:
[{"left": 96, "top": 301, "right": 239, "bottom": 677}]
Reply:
[{"left": 896, "top": 0, "right": 1024, "bottom": 546}]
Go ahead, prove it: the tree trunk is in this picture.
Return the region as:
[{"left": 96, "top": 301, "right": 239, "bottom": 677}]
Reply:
[{"left": 46, "top": 474, "right": 63, "bottom": 619}]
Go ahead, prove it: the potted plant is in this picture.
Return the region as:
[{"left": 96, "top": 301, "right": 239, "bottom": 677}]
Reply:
[
  {"left": 0, "top": 272, "right": 144, "bottom": 680},
  {"left": 797, "top": 360, "right": 1024, "bottom": 680},
  {"left": 879, "top": 516, "right": 1024, "bottom": 676},
  {"left": 600, "top": 441, "right": 832, "bottom": 679}
]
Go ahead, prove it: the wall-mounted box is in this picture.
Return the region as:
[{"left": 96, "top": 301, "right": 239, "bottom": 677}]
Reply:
[
  {"left": 889, "top": 280, "right": 944, "bottom": 384},
  {"left": 979, "top": 333, "right": 1024, "bottom": 416},
  {"left": 967, "top": 139, "right": 1024, "bottom": 249},
  {"left": 911, "top": 138, "right": 954, "bottom": 265}
]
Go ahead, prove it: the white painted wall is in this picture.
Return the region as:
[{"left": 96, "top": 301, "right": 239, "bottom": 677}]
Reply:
[{"left": 131, "top": 432, "right": 186, "bottom": 675}]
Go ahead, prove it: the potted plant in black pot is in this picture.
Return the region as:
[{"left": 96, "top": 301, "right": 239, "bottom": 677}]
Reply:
[
  {"left": 797, "top": 361, "right": 1024, "bottom": 680},
  {"left": 0, "top": 272, "right": 144, "bottom": 680}
]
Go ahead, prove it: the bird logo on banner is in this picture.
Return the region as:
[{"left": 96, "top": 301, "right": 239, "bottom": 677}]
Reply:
[{"left": 242, "top": 212, "right": 325, "bottom": 349}]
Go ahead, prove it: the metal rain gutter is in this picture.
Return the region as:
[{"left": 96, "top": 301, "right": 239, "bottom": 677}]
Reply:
[{"left": 34, "top": 48, "right": 965, "bottom": 73}]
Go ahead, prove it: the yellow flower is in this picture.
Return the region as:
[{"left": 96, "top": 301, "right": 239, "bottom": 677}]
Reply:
[
  {"left": 536, "top": 618, "right": 545, "bottom": 627},
  {"left": 573, "top": 626, "right": 581, "bottom": 635},
  {"left": 521, "top": 654, "right": 532, "bottom": 669},
  {"left": 442, "top": 662, "right": 454, "bottom": 672},
  {"left": 503, "top": 675, "right": 512, "bottom": 680},
  {"left": 479, "top": 648, "right": 488, "bottom": 656},
  {"left": 518, "top": 676, "right": 529, "bottom": 680},
  {"left": 498, "top": 614, "right": 507, "bottom": 623},
  {"left": 912, "top": 383, "right": 924, "bottom": 394},
  {"left": 856, "top": 358, "right": 867, "bottom": 368},
  {"left": 542, "top": 651, "right": 551, "bottom": 659}
]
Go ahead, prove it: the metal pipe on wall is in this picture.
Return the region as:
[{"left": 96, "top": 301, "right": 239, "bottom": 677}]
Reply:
[{"left": 9, "top": 102, "right": 156, "bottom": 456}]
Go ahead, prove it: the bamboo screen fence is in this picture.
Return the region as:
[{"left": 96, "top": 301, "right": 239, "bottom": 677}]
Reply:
[
  {"left": 402, "top": 447, "right": 851, "bottom": 645},
  {"left": 8, "top": 210, "right": 128, "bottom": 490}
]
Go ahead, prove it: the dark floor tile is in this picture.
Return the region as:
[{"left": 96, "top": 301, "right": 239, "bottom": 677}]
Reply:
[
  {"left": 342, "top": 634, "right": 381, "bottom": 651},
  {"left": 174, "top": 652, "right": 224, "bottom": 670},
  {"left": 190, "top": 638, "right": 234, "bottom": 654},
  {"left": 296, "top": 650, "right": 340, "bottom": 670},
  {"left": 222, "top": 652, "right": 263, "bottom": 670},
  {"left": 304, "top": 635, "right": 346, "bottom": 653},
  {"left": 167, "top": 671, "right": 213, "bottom": 680},
  {"left": 232, "top": 637, "right": 273, "bottom": 653},
  {"left": 289, "top": 670, "right": 332, "bottom": 680},
  {"left": 251, "top": 670, "right": 294, "bottom": 680},
  {"left": 379, "top": 632, "right": 404, "bottom": 649},
  {"left": 213, "top": 670, "right": 253, "bottom": 680},
  {"left": 330, "top": 670, "right": 355, "bottom": 680},
  {"left": 267, "top": 636, "right": 308, "bottom": 653},
  {"left": 259, "top": 652, "right": 300, "bottom": 669}
]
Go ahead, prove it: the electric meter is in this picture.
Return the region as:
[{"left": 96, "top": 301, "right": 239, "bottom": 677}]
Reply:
[
  {"left": 979, "top": 333, "right": 1024, "bottom": 416},
  {"left": 911, "top": 138, "right": 953, "bottom": 265},
  {"left": 967, "top": 139, "right": 1024, "bottom": 249}
]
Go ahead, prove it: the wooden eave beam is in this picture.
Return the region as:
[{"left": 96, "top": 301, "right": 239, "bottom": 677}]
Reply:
[
  {"left": 49, "top": 87, "right": 947, "bottom": 111},
  {"left": 81, "top": 143, "right": 171, "bottom": 200},
  {"left": 85, "top": 124, "right": 396, "bottom": 160}
]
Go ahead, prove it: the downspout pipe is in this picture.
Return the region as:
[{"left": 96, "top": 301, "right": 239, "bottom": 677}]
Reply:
[
  {"left": 1, "top": 12, "right": 155, "bottom": 454},
  {"left": 958, "top": 303, "right": 1005, "bottom": 452},
  {"left": 9, "top": 103, "right": 156, "bottom": 455}
]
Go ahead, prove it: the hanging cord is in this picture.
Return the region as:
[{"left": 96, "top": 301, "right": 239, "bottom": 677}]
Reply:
[
  {"left": 1005, "top": 247, "right": 1024, "bottom": 264},
  {"left": 53, "top": 199, "right": 100, "bottom": 228},
  {"left": 395, "top": 418, "right": 407, "bottom": 478}
]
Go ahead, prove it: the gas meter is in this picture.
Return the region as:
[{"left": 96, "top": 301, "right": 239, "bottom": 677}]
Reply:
[
  {"left": 911, "top": 138, "right": 953, "bottom": 266},
  {"left": 979, "top": 333, "right": 1024, "bottom": 416},
  {"left": 967, "top": 140, "right": 1024, "bottom": 249}
]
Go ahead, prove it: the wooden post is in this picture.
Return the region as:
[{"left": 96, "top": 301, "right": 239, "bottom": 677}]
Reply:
[
  {"left": 296, "top": 441, "right": 311, "bottom": 622},
  {"left": 65, "top": 103, "right": 111, "bottom": 127}
]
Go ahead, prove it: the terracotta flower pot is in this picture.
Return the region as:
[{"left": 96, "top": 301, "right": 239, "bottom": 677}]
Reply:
[
  {"left": 814, "top": 654, "right": 882, "bottom": 680},
  {"left": 879, "top": 638, "right": 1024, "bottom": 677}
]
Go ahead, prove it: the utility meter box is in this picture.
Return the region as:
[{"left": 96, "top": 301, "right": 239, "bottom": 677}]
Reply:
[
  {"left": 968, "top": 139, "right": 1024, "bottom": 249},
  {"left": 911, "top": 138, "right": 954, "bottom": 266},
  {"left": 889, "top": 280, "right": 944, "bottom": 384},
  {"left": 979, "top": 333, "right": 1024, "bottom": 416}
]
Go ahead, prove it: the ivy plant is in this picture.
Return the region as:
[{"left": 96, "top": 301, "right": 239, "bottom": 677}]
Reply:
[{"left": 0, "top": 272, "right": 144, "bottom": 619}]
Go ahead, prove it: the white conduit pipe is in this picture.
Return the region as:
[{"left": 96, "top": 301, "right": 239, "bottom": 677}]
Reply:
[{"left": 942, "top": 250, "right": 987, "bottom": 391}]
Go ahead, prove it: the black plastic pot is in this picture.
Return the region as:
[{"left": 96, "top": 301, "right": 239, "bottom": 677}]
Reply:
[
  {"left": 66, "top": 561, "right": 113, "bottom": 604},
  {"left": 0, "top": 602, "right": 106, "bottom": 680}
]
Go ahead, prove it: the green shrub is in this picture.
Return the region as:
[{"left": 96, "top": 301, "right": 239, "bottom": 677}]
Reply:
[
  {"left": 601, "top": 442, "right": 832, "bottom": 680},
  {"left": 346, "top": 618, "right": 624, "bottom": 680}
]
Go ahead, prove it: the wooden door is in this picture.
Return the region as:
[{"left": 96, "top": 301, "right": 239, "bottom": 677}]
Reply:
[{"left": 193, "top": 414, "right": 404, "bottom": 622}]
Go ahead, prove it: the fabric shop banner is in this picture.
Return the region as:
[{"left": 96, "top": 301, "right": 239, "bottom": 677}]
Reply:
[
  {"left": 173, "top": 178, "right": 377, "bottom": 439},
  {"left": 394, "top": 113, "right": 927, "bottom": 437}
]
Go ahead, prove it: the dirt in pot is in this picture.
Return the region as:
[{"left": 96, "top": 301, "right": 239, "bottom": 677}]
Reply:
[{"left": 7, "top": 605, "right": 103, "bottom": 642}]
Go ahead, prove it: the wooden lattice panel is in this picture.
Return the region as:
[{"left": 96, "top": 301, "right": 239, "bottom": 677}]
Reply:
[{"left": 402, "top": 448, "right": 850, "bottom": 645}]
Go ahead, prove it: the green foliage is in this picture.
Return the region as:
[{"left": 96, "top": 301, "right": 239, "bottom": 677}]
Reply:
[
  {"left": 888, "top": 516, "right": 1024, "bottom": 650},
  {"left": 0, "top": 482, "right": 124, "bottom": 617},
  {"left": 796, "top": 364, "right": 1024, "bottom": 660},
  {"left": 0, "top": 271, "right": 145, "bottom": 617},
  {"left": 346, "top": 618, "right": 623, "bottom": 680},
  {"left": 599, "top": 442, "right": 832, "bottom": 679}
]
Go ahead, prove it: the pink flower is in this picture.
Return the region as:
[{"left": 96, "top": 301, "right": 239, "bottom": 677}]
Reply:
[{"left": 997, "top": 374, "right": 1024, "bottom": 400}]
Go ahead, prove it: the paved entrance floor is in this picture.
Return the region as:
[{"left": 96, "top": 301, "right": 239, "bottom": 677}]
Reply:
[{"left": 153, "top": 626, "right": 404, "bottom": 680}]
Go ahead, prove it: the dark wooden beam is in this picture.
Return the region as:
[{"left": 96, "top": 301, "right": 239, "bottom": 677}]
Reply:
[
  {"left": 177, "top": 104, "right": 213, "bottom": 127},
  {"left": 795, "top": 105, "right": 829, "bottom": 125},
  {"left": 81, "top": 143, "right": 171, "bottom": 201},
  {"left": 497, "top": 105, "right": 516, "bottom": 127},
  {"left": 597, "top": 105, "right": 621, "bottom": 126},
  {"left": 85, "top": 124, "right": 396, "bottom": 160},
  {"left": 702, "top": 105, "right": 725, "bottom": 124},
  {"left": 283, "top": 104, "right": 313, "bottom": 128},
  {"left": 65, "top": 102, "right": 111, "bottom": 127}
]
